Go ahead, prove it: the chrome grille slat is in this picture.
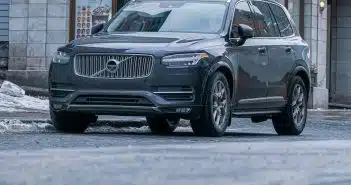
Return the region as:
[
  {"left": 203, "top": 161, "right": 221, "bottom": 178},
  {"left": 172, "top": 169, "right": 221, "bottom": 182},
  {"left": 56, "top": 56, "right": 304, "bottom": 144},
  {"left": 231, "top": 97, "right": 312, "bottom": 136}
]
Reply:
[{"left": 74, "top": 54, "right": 154, "bottom": 79}]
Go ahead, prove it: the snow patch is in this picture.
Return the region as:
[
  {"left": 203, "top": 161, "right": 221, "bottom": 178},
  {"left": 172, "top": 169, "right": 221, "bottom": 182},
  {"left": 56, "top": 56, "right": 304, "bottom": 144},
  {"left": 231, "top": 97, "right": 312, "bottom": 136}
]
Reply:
[
  {"left": 0, "top": 81, "right": 49, "bottom": 112},
  {"left": 0, "top": 119, "right": 151, "bottom": 134},
  {"left": 0, "top": 81, "right": 25, "bottom": 97},
  {"left": 86, "top": 126, "right": 151, "bottom": 133},
  {"left": 0, "top": 93, "right": 49, "bottom": 112},
  {"left": 87, "top": 125, "right": 191, "bottom": 133},
  {"left": 0, "top": 120, "right": 53, "bottom": 133},
  {"left": 0, "top": 119, "right": 191, "bottom": 134}
]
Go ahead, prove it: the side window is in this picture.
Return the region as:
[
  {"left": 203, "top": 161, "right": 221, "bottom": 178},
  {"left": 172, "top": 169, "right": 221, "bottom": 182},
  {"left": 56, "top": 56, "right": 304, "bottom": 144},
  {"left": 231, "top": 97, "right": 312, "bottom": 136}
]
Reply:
[
  {"left": 268, "top": 3, "right": 294, "bottom": 37},
  {"left": 231, "top": 1, "right": 257, "bottom": 38},
  {"left": 251, "top": 1, "right": 279, "bottom": 37}
]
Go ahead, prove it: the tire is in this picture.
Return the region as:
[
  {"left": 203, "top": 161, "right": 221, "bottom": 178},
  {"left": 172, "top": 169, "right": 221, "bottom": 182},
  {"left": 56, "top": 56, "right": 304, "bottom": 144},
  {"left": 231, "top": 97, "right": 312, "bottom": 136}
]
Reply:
[
  {"left": 146, "top": 116, "right": 180, "bottom": 135},
  {"left": 190, "top": 71, "right": 231, "bottom": 137},
  {"left": 272, "top": 76, "right": 308, "bottom": 135},
  {"left": 50, "top": 104, "right": 97, "bottom": 134}
]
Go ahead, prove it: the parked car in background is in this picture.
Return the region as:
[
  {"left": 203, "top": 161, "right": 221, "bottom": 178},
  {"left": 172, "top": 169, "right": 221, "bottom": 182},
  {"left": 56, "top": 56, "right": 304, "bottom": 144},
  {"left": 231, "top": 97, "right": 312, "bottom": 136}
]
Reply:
[{"left": 48, "top": 0, "right": 311, "bottom": 137}]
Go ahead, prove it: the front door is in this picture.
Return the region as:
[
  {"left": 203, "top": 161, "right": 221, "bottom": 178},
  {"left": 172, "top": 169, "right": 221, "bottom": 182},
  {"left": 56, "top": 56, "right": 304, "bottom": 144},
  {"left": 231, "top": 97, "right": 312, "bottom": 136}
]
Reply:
[{"left": 229, "top": 0, "right": 268, "bottom": 110}]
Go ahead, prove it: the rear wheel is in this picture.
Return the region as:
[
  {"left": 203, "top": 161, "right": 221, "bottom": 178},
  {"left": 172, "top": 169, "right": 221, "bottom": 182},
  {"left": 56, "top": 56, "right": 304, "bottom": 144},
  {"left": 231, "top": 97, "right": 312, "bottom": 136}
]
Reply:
[
  {"left": 50, "top": 104, "right": 97, "bottom": 134},
  {"left": 272, "top": 76, "right": 308, "bottom": 135},
  {"left": 190, "top": 72, "right": 231, "bottom": 137},
  {"left": 147, "top": 116, "right": 180, "bottom": 135}
]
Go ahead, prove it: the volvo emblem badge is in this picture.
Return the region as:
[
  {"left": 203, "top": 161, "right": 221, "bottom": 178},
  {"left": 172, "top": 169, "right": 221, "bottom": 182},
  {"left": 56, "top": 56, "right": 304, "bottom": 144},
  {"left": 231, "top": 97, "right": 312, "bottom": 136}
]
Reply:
[{"left": 106, "top": 59, "right": 120, "bottom": 73}]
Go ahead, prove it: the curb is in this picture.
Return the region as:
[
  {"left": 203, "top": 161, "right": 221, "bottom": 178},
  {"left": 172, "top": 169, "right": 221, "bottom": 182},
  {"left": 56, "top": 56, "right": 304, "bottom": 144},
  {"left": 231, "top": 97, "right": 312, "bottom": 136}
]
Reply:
[{"left": 329, "top": 103, "right": 351, "bottom": 109}]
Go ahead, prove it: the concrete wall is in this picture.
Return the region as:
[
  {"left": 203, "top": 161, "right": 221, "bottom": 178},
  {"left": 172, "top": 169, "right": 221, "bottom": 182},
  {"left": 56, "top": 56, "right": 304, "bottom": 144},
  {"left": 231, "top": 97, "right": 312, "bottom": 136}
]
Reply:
[
  {"left": 303, "top": 0, "right": 328, "bottom": 109},
  {"left": 7, "top": 0, "right": 69, "bottom": 88},
  {"left": 330, "top": 0, "right": 351, "bottom": 105}
]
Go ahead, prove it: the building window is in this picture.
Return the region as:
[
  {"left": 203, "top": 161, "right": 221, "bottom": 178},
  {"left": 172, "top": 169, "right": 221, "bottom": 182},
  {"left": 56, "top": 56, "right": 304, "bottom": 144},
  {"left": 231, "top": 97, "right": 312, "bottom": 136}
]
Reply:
[{"left": 71, "top": 0, "right": 113, "bottom": 40}]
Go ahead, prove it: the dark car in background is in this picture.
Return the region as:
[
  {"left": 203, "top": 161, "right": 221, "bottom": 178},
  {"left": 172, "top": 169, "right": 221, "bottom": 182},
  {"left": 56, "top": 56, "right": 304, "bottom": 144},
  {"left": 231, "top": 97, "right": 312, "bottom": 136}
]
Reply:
[{"left": 48, "top": 0, "right": 311, "bottom": 137}]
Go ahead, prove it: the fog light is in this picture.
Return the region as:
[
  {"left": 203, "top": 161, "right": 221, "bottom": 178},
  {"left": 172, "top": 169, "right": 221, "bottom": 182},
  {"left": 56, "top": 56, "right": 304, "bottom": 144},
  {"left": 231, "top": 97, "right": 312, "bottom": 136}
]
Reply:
[
  {"left": 53, "top": 104, "right": 62, "bottom": 109},
  {"left": 176, "top": 108, "right": 192, "bottom": 113}
]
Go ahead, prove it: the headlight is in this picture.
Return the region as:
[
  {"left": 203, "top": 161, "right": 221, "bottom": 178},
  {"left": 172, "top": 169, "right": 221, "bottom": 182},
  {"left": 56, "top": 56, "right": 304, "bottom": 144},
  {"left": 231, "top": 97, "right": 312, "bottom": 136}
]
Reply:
[
  {"left": 52, "top": 51, "right": 70, "bottom": 64},
  {"left": 161, "top": 53, "right": 209, "bottom": 67}
]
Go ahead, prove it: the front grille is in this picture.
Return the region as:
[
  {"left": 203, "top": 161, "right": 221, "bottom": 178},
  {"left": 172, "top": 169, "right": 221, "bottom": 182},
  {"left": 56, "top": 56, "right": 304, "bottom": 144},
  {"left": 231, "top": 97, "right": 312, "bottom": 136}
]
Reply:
[
  {"left": 71, "top": 95, "right": 154, "bottom": 107},
  {"left": 74, "top": 54, "right": 154, "bottom": 79}
]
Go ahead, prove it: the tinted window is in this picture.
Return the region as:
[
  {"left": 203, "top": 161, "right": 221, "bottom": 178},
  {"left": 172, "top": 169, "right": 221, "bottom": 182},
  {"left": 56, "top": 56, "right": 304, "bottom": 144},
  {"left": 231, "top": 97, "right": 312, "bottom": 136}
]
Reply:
[
  {"left": 251, "top": 1, "right": 279, "bottom": 37},
  {"left": 231, "top": 1, "right": 257, "bottom": 38},
  {"left": 268, "top": 3, "right": 294, "bottom": 37},
  {"left": 105, "top": 1, "right": 227, "bottom": 33}
]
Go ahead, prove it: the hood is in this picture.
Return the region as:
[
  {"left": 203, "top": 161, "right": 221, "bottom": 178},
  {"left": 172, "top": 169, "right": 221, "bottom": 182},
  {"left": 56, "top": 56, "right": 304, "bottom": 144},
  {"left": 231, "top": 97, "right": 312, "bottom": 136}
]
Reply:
[{"left": 62, "top": 32, "right": 224, "bottom": 55}]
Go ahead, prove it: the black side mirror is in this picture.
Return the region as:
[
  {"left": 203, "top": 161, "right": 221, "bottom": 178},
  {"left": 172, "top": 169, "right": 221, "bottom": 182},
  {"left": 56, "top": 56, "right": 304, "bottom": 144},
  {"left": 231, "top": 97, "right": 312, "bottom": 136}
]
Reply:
[
  {"left": 91, "top": 23, "right": 105, "bottom": 35},
  {"left": 231, "top": 24, "right": 254, "bottom": 46}
]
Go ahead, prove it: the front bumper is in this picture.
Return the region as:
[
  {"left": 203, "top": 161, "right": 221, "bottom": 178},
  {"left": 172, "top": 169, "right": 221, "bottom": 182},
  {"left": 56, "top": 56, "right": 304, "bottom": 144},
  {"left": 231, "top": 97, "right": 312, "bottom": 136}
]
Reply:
[
  {"left": 49, "top": 89, "right": 203, "bottom": 118},
  {"left": 48, "top": 56, "right": 208, "bottom": 119}
]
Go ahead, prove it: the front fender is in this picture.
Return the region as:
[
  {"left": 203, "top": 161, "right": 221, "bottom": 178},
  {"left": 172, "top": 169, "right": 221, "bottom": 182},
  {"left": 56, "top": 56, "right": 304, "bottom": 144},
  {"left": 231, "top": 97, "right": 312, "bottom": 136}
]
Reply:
[{"left": 200, "top": 59, "right": 236, "bottom": 105}]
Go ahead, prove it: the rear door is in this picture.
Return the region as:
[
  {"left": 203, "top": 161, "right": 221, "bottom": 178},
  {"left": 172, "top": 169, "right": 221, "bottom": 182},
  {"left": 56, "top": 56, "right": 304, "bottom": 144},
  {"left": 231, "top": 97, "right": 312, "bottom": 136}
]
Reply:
[{"left": 265, "top": 1, "right": 297, "bottom": 108}]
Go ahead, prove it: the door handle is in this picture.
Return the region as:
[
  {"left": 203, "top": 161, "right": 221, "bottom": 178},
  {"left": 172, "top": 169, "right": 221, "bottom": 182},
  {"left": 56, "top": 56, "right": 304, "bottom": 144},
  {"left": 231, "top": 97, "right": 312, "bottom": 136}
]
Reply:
[
  {"left": 258, "top": 47, "right": 266, "bottom": 55},
  {"left": 260, "top": 61, "right": 268, "bottom": 66},
  {"left": 284, "top": 46, "right": 292, "bottom": 53}
]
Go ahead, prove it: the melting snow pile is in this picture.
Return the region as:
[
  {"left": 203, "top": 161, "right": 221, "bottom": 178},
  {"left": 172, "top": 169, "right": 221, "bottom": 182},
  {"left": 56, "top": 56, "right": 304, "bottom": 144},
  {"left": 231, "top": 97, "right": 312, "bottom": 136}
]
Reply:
[{"left": 0, "top": 81, "right": 49, "bottom": 112}]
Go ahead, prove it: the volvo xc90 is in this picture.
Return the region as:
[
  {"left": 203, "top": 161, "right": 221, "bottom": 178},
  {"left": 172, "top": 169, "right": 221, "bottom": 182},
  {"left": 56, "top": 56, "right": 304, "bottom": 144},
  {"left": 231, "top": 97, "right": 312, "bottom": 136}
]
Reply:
[{"left": 49, "top": 0, "right": 311, "bottom": 137}]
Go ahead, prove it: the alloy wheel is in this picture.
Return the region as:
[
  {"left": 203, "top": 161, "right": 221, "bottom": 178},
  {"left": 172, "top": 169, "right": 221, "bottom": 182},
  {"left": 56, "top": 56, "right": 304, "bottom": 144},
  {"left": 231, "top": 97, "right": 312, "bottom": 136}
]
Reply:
[
  {"left": 211, "top": 80, "right": 229, "bottom": 127},
  {"left": 291, "top": 84, "right": 306, "bottom": 127}
]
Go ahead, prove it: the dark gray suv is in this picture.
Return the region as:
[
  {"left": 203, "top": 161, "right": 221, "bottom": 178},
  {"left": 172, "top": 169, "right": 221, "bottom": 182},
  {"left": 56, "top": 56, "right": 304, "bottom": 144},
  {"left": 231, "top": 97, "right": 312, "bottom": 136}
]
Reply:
[{"left": 49, "top": 0, "right": 311, "bottom": 137}]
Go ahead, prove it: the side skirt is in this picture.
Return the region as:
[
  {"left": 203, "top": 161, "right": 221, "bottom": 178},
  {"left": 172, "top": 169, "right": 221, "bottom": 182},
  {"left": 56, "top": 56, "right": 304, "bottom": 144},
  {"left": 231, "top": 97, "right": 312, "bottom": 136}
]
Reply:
[{"left": 232, "top": 109, "right": 283, "bottom": 118}]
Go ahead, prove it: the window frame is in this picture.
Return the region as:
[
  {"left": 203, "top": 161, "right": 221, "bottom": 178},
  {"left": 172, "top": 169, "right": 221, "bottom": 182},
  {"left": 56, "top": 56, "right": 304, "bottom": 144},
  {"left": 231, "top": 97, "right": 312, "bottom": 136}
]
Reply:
[
  {"left": 248, "top": 0, "right": 297, "bottom": 39},
  {"left": 228, "top": 0, "right": 259, "bottom": 39},
  {"left": 266, "top": 1, "right": 295, "bottom": 37},
  {"left": 249, "top": 0, "right": 280, "bottom": 38}
]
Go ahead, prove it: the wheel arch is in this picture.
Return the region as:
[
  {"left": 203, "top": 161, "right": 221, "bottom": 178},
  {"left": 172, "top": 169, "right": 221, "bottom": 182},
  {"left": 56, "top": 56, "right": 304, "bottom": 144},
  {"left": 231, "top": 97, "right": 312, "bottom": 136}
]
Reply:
[{"left": 292, "top": 66, "right": 311, "bottom": 100}]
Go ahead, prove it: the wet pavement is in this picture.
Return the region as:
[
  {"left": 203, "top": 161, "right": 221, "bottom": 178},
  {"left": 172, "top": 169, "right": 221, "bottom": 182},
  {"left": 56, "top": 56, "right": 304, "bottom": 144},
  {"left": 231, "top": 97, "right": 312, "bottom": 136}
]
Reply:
[{"left": 0, "top": 109, "right": 350, "bottom": 185}]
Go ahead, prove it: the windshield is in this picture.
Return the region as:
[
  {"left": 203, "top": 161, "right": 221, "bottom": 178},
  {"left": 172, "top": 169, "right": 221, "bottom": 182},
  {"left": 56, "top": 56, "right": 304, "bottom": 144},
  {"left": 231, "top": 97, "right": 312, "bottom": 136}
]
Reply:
[{"left": 105, "top": 1, "right": 228, "bottom": 34}]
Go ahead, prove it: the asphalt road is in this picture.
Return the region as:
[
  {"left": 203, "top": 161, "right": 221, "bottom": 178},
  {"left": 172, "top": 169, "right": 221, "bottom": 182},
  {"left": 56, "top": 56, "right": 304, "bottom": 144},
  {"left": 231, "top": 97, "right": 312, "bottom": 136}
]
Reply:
[{"left": 0, "top": 110, "right": 351, "bottom": 185}]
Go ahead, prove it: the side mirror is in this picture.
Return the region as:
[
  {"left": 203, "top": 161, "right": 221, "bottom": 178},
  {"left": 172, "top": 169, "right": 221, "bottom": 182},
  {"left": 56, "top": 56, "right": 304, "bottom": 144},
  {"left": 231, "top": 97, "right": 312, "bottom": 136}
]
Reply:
[
  {"left": 238, "top": 24, "right": 254, "bottom": 39},
  {"left": 231, "top": 24, "right": 254, "bottom": 46},
  {"left": 91, "top": 23, "right": 105, "bottom": 35}
]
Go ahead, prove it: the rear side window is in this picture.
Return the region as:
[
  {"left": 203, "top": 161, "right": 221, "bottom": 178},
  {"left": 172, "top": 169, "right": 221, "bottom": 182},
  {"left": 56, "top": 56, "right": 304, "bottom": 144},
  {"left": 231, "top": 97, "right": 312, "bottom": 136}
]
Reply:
[
  {"left": 231, "top": 1, "right": 258, "bottom": 38},
  {"left": 268, "top": 3, "right": 294, "bottom": 37},
  {"left": 251, "top": 1, "right": 279, "bottom": 37}
]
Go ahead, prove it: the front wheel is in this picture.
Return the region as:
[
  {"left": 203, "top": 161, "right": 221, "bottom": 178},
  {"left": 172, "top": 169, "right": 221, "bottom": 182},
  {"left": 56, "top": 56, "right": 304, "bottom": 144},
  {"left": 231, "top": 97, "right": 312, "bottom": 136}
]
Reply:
[
  {"left": 190, "top": 72, "right": 231, "bottom": 137},
  {"left": 50, "top": 105, "right": 97, "bottom": 134},
  {"left": 272, "top": 76, "right": 308, "bottom": 135}
]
